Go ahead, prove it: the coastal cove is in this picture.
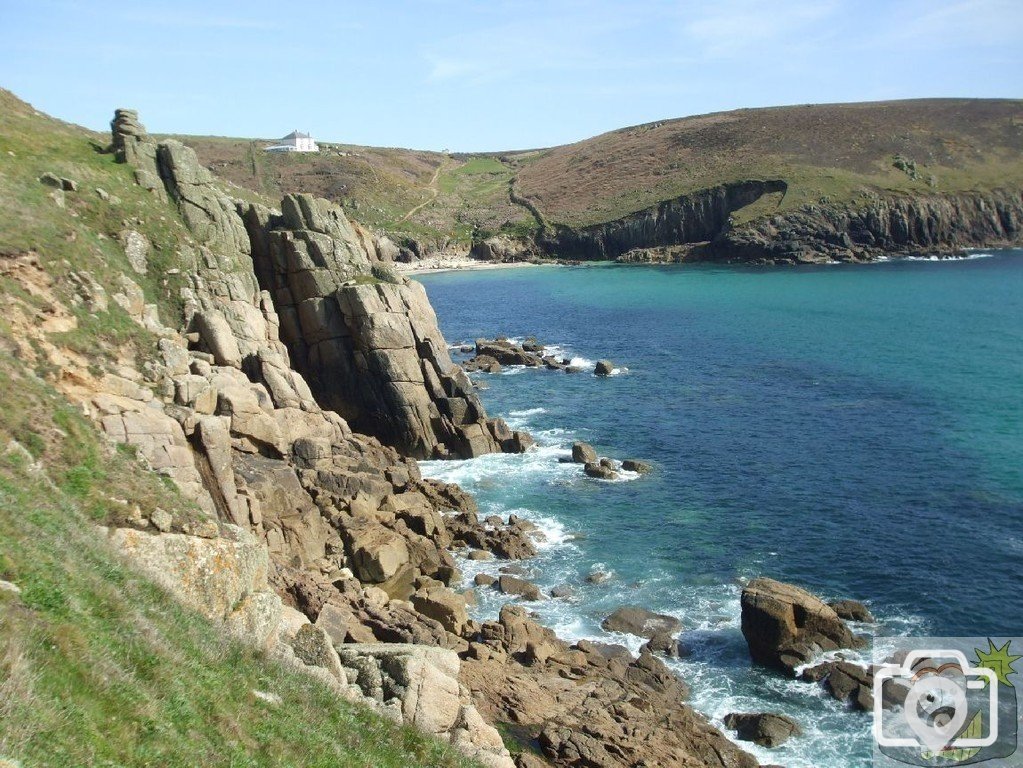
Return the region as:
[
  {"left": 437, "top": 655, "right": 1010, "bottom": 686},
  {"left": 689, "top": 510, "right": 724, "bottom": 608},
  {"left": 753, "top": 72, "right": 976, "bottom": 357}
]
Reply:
[{"left": 418, "top": 251, "right": 1023, "bottom": 767}]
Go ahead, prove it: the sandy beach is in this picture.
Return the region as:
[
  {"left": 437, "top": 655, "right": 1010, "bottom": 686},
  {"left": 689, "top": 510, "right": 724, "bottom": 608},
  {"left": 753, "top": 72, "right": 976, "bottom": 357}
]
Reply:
[{"left": 394, "top": 254, "right": 544, "bottom": 275}]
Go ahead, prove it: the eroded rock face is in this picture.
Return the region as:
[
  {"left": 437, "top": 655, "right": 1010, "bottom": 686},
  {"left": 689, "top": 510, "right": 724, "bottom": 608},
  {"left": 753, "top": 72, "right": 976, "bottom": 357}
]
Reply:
[
  {"left": 243, "top": 196, "right": 530, "bottom": 459},
  {"left": 740, "top": 577, "right": 863, "bottom": 674},
  {"left": 102, "top": 526, "right": 282, "bottom": 646},
  {"left": 527, "top": 180, "right": 1023, "bottom": 264},
  {"left": 717, "top": 190, "right": 1023, "bottom": 263}
]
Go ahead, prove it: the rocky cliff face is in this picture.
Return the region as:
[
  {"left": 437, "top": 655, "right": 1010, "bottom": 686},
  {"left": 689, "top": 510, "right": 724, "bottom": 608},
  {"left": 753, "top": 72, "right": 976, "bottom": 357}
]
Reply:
[
  {"left": 243, "top": 197, "right": 530, "bottom": 459},
  {"left": 538, "top": 180, "right": 788, "bottom": 260},
  {"left": 518, "top": 176, "right": 1023, "bottom": 264},
  {"left": 72, "top": 109, "right": 761, "bottom": 767},
  {"left": 713, "top": 188, "right": 1023, "bottom": 263}
]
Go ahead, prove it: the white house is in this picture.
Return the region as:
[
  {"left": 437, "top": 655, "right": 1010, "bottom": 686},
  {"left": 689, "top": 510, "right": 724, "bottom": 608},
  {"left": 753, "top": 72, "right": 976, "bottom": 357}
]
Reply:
[{"left": 264, "top": 130, "right": 319, "bottom": 153}]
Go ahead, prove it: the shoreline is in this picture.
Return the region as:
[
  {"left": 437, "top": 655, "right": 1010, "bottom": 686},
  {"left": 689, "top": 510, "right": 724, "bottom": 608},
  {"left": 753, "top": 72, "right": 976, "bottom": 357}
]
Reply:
[{"left": 395, "top": 256, "right": 547, "bottom": 275}]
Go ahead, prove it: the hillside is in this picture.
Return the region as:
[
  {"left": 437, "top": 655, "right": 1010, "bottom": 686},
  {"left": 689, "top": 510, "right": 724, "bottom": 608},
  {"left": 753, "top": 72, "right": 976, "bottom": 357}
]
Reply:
[
  {"left": 0, "top": 87, "right": 479, "bottom": 768},
  {"left": 177, "top": 135, "right": 540, "bottom": 248},
  {"left": 177, "top": 99, "right": 1023, "bottom": 262},
  {"left": 0, "top": 86, "right": 760, "bottom": 768},
  {"left": 516, "top": 98, "right": 1023, "bottom": 227}
]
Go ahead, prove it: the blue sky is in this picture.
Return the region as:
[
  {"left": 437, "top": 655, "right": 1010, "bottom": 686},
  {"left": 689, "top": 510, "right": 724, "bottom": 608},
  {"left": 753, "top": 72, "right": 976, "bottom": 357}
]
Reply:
[{"left": 3, "top": 0, "right": 1022, "bottom": 151}]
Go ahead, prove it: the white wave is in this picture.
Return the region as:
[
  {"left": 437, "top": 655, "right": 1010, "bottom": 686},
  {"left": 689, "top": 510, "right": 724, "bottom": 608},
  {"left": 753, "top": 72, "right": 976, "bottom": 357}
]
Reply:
[
  {"left": 869, "top": 251, "right": 997, "bottom": 264},
  {"left": 508, "top": 407, "right": 547, "bottom": 417},
  {"left": 567, "top": 356, "right": 595, "bottom": 370}
]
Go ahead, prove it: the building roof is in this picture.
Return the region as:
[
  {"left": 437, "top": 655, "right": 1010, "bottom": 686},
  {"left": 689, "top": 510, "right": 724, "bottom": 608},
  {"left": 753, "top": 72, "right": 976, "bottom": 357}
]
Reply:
[{"left": 281, "top": 130, "right": 311, "bottom": 140}]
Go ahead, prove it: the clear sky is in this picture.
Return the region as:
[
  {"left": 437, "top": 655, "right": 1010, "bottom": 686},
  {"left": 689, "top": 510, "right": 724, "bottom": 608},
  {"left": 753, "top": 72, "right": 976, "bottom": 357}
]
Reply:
[{"left": 3, "top": 0, "right": 1022, "bottom": 151}]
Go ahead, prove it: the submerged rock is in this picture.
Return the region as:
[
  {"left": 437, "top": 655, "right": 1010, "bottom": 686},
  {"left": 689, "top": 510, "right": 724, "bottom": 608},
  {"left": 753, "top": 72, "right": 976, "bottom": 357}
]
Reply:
[
  {"left": 498, "top": 575, "right": 543, "bottom": 601},
  {"left": 621, "top": 459, "right": 652, "bottom": 473}
]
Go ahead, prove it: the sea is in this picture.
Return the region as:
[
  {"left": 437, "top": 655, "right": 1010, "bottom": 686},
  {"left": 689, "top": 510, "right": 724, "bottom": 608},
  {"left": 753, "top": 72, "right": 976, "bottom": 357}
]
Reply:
[{"left": 416, "top": 249, "right": 1023, "bottom": 767}]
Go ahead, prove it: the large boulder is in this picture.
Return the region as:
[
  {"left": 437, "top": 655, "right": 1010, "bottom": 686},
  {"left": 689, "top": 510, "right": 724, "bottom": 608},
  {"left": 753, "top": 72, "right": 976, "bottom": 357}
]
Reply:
[
  {"left": 740, "top": 577, "right": 862, "bottom": 674},
  {"left": 410, "top": 586, "right": 469, "bottom": 635},
  {"left": 497, "top": 575, "right": 543, "bottom": 601},
  {"left": 339, "top": 644, "right": 514, "bottom": 767},
  {"left": 344, "top": 522, "right": 410, "bottom": 583},
  {"left": 571, "top": 441, "right": 597, "bottom": 464},
  {"left": 802, "top": 660, "right": 875, "bottom": 711},
  {"left": 102, "top": 527, "right": 282, "bottom": 647},
  {"left": 601, "top": 605, "right": 680, "bottom": 639},
  {"left": 723, "top": 712, "right": 802, "bottom": 747}
]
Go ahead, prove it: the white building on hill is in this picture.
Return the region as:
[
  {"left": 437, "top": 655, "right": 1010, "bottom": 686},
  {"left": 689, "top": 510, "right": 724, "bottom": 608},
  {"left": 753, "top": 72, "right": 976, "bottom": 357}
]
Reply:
[{"left": 264, "top": 130, "right": 319, "bottom": 153}]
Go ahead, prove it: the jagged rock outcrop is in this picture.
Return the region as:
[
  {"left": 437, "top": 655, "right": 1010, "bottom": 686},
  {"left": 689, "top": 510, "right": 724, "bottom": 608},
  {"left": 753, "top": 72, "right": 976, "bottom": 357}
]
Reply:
[
  {"left": 469, "top": 234, "right": 536, "bottom": 262},
  {"left": 462, "top": 606, "right": 758, "bottom": 768},
  {"left": 110, "top": 108, "right": 166, "bottom": 199},
  {"left": 242, "top": 195, "right": 530, "bottom": 459}
]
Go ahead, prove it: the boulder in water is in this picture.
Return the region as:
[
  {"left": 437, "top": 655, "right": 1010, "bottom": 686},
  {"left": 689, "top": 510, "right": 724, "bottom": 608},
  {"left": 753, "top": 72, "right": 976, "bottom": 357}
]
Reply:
[
  {"left": 828, "top": 599, "right": 875, "bottom": 623},
  {"left": 621, "top": 459, "right": 652, "bottom": 473},
  {"left": 740, "top": 577, "right": 863, "bottom": 674},
  {"left": 723, "top": 712, "right": 802, "bottom": 747},
  {"left": 571, "top": 441, "right": 597, "bottom": 464}
]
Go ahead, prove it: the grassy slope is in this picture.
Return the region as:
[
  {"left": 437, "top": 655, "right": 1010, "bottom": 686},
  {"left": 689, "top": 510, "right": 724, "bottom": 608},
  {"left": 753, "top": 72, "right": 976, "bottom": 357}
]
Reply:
[
  {"left": 0, "top": 87, "right": 478, "bottom": 768},
  {"left": 179, "top": 99, "right": 1023, "bottom": 238},
  {"left": 0, "top": 360, "right": 477, "bottom": 768},
  {"left": 176, "top": 135, "right": 540, "bottom": 245}
]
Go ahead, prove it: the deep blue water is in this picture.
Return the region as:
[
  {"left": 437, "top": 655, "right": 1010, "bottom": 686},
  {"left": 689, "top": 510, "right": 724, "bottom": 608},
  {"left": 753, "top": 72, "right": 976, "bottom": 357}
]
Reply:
[{"left": 417, "top": 251, "right": 1023, "bottom": 767}]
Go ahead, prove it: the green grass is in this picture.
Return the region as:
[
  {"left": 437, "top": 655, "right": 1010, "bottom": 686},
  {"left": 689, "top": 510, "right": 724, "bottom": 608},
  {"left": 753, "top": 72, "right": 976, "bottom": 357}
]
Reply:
[
  {"left": 0, "top": 89, "right": 192, "bottom": 360},
  {"left": 0, "top": 88, "right": 485, "bottom": 768},
  {"left": 0, "top": 351, "right": 480, "bottom": 768}
]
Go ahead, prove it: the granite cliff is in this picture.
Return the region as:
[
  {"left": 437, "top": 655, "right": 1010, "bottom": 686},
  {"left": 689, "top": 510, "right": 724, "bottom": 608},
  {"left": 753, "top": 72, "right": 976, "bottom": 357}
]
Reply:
[{"left": 0, "top": 93, "right": 760, "bottom": 768}]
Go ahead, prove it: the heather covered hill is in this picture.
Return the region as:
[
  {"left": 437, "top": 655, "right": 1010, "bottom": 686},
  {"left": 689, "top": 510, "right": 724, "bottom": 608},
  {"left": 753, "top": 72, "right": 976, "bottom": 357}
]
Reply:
[{"left": 515, "top": 98, "right": 1023, "bottom": 227}]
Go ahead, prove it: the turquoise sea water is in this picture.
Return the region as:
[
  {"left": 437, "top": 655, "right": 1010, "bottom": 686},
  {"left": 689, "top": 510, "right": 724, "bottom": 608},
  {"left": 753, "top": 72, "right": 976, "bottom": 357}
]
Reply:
[{"left": 417, "top": 251, "right": 1023, "bottom": 767}]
